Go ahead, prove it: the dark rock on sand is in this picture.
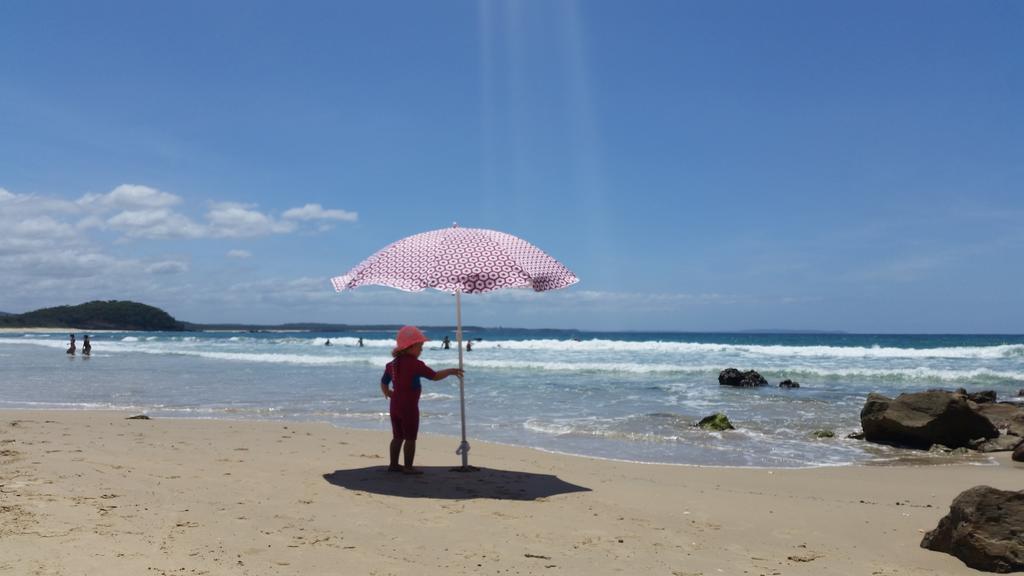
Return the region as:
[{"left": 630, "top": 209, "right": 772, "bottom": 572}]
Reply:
[
  {"left": 860, "top": 390, "right": 999, "bottom": 449},
  {"left": 921, "top": 485, "right": 1024, "bottom": 573},
  {"left": 970, "top": 435, "right": 1024, "bottom": 453},
  {"left": 718, "top": 368, "right": 767, "bottom": 387},
  {"left": 967, "top": 390, "right": 997, "bottom": 404},
  {"left": 974, "top": 403, "right": 1024, "bottom": 436},
  {"left": 1014, "top": 442, "right": 1024, "bottom": 462},
  {"left": 696, "top": 413, "right": 735, "bottom": 431},
  {"left": 126, "top": 414, "right": 151, "bottom": 420},
  {"left": 779, "top": 379, "right": 800, "bottom": 389},
  {"left": 1010, "top": 413, "right": 1024, "bottom": 438}
]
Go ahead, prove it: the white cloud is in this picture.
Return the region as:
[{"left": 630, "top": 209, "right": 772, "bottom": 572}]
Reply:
[
  {"left": 282, "top": 203, "right": 358, "bottom": 222},
  {"left": 1, "top": 249, "right": 125, "bottom": 279},
  {"left": 12, "top": 216, "right": 75, "bottom": 239},
  {"left": 0, "top": 183, "right": 364, "bottom": 318},
  {"left": 80, "top": 184, "right": 181, "bottom": 210},
  {"left": 107, "top": 209, "right": 206, "bottom": 239},
  {"left": 0, "top": 191, "right": 80, "bottom": 256},
  {"left": 0, "top": 188, "right": 79, "bottom": 218},
  {"left": 206, "top": 203, "right": 296, "bottom": 238},
  {"left": 4, "top": 185, "right": 353, "bottom": 244},
  {"left": 146, "top": 260, "right": 189, "bottom": 275}
]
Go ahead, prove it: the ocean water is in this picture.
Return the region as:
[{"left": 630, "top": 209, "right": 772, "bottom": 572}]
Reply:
[{"left": 1, "top": 329, "right": 1022, "bottom": 468}]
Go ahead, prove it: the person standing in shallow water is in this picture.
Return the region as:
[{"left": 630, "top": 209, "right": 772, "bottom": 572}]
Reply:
[
  {"left": 380, "top": 326, "right": 462, "bottom": 474},
  {"left": 82, "top": 335, "right": 91, "bottom": 356},
  {"left": 66, "top": 334, "right": 76, "bottom": 355}
]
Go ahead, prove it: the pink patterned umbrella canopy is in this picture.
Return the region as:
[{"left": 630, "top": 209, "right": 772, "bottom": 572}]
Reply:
[{"left": 331, "top": 226, "right": 578, "bottom": 294}]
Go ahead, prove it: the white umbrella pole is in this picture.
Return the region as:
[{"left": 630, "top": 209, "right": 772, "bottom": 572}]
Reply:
[{"left": 455, "top": 288, "right": 470, "bottom": 469}]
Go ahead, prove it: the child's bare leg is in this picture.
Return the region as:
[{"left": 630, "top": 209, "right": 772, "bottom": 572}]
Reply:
[
  {"left": 402, "top": 440, "right": 422, "bottom": 474},
  {"left": 388, "top": 438, "right": 403, "bottom": 471}
]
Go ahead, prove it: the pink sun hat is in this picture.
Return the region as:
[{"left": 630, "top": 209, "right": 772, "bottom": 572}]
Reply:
[{"left": 393, "top": 325, "right": 429, "bottom": 354}]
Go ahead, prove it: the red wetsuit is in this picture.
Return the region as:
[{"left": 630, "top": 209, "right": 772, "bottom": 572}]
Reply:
[{"left": 381, "top": 356, "right": 436, "bottom": 441}]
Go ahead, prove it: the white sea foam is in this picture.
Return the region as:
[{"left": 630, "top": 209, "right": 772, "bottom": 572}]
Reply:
[
  {"left": 465, "top": 358, "right": 714, "bottom": 374},
  {"left": 164, "top": 350, "right": 377, "bottom": 366},
  {"left": 470, "top": 338, "right": 1024, "bottom": 360},
  {"left": 2, "top": 336, "right": 1021, "bottom": 381},
  {"left": 462, "top": 357, "right": 1024, "bottom": 381},
  {"left": 421, "top": 392, "right": 455, "bottom": 401},
  {"left": 777, "top": 365, "right": 1024, "bottom": 382}
]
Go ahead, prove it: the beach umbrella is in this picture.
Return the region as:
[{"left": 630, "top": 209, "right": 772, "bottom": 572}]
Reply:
[{"left": 331, "top": 224, "right": 579, "bottom": 470}]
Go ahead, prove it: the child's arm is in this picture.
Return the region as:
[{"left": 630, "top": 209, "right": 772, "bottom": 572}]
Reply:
[
  {"left": 430, "top": 368, "right": 464, "bottom": 381},
  {"left": 380, "top": 381, "right": 391, "bottom": 398}
]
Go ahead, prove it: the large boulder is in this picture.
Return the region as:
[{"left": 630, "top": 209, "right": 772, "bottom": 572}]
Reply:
[
  {"left": 974, "top": 403, "right": 1024, "bottom": 437},
  {"left": 921, "top": 486, "right": 1024, "bottom": 573},
  {"left": 860, "top": 391, "right": 999, "bottom": 449},
  {"left": 718, "top": 368, "right": 767, "bottom": 387},
  {"left": 1014, "top": 442, "right": 1024, "bottom": 462}
]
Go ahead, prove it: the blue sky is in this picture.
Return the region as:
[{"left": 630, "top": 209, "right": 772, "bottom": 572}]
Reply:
[{"left": 1, "top": 1, "right": 1021, "bottom": 332}]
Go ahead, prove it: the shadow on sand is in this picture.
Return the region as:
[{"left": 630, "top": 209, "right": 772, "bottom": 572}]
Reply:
[{"left": 323, "top": 466, "right": 591, "bottom": 500}]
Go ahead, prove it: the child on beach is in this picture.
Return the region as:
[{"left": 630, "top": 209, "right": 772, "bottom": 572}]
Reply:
[
  {"left": 82, "top": 335, "right": 91, "bottom": 356},
  {"left": 66, "top": 334, "right": 76, "bottom": 355},
  {"left": 380, "top": 326, "right": 462, "bottom": 474}
]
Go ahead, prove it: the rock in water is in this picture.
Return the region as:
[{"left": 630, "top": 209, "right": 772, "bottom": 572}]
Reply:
[
  {"left": 779, "top": 379, "right": 800, "bottom": 389},
  {"left": 860, "top": 391, "right": 999, "bottom": 449},
  {"left": 697, "top": 413, "right": 735, "bottom": 431},
  {"left": 718, "top": 368, "right": 767, "bottom": 387},
  {"left": 921, "top": 486, "right": 1024, "bottom": 572}
]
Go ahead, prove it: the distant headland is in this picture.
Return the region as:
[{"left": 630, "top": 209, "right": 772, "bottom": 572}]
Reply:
[
  {"left": 0, "top": 300, "right": 852, "bottom": 335},
  {"left": 0, "top": 300, "right": 480, "bottom": 333},
  {"left": 0, "top": 301, "right": 186, "bottom": 331}
]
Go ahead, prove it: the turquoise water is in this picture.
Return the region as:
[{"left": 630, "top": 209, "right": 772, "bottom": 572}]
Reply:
[{"left": 1, "top": 329, "right": 1022, "bottom": 467}]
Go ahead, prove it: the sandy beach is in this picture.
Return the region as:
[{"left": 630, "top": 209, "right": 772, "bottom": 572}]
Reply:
[{"left": 0, "top": 410, "right": 1019, "bottom": 575}]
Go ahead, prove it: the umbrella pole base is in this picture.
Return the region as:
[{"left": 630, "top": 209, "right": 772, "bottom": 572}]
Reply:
[{"left": 450, "top": 465, "right": 480, "bottom": 473}]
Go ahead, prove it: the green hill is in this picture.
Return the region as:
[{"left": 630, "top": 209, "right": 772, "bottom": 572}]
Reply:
[{"left": 0, "top": 300, "right": 185, "bottom": 331}]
